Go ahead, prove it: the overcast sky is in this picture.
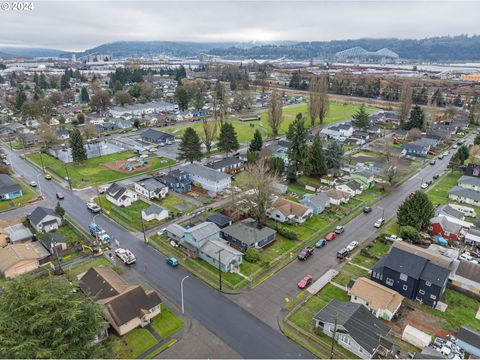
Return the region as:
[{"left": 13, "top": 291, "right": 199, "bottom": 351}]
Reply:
[{"left": 0, "top": 1, "right": 479, "bottom": 51}]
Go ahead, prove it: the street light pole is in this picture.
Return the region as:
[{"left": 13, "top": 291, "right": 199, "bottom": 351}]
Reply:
[
  {"left": 64, "top": 164, "right": 73, "bottom": 192},
  {"left": 216, "top": 248, "right": 224, "bottom": 291},
  {"left": 181, "top": 275, "right": 189, "bottom": 314}
]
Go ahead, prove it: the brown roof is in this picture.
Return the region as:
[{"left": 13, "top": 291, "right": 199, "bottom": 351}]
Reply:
[
  {"left": 324, "top": 188, "right": 349, "bottom": 200},
  {"left": 79, "top": 266, "right": 131, "bottom": 300},
  {"left": 456, "top": 260, "right": 480, "bottom": 283},
  {"left": 392, "top": 241, "right": 452, "bottom": 269},
  {"left": 0, "top": 242, "right": 50, "bottom": 273},
  {"left": 272, "top": 197, "right": 311, "bottom": 217},
  {"left": 0, "top": 232, "right": 7, "bottom": 248},
  {"left": 351, "top": 277, "right": 403, "bottom": 313}
]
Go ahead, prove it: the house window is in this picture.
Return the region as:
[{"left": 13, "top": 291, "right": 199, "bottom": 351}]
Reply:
[
  {"left": 403, "top": 285, "right": 408, "bottom": 291},
  {"left": 419, "top": 290, "right": 425, "bottom": 295},
  {"left": 425, "top": 281, "right": 431, "bottom": 287},
  {"left": 340, "top": 335, "right": 350, "bottom": 345},
  {"left": 372, "top": 272, "right": 376, "bottom": 278},
  {"left": 400, "top": 273, "right": 408, "bottom": 281},
  {"left": 430, "top": 294, "right": 437, "bottom": 300},
  {"left": 386, "top": 278, "right": 394, "bottom": 286}
]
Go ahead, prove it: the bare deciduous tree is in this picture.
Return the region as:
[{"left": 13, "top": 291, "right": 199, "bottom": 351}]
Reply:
[
  {"left": 37, "top": 122, "right": 58, "bottom": 149},
  {"left": 267, "top": 91, "right": 284, "bottom": 137},
  {"left": 82, "top": 122, "right": 98, "bottom": 140},
  {"left": 399, "top": 81, "right": 412, "bottom": 127},
  {"left": 407, "top": 128, "right": 422, "bottom": 141},
  {"left": 469, "top": 145, "right": 480, "bottom": 164},
  {"left": 318, "top": 73, "right": 330, "bottom": 125},
  {"left": 202, "top": 118, "right": 218, "bottom": 153}
]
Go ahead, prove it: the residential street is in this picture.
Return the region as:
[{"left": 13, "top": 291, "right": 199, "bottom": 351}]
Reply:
[{"left": 1, "top": 145, "right": 312, "bottom": 359}]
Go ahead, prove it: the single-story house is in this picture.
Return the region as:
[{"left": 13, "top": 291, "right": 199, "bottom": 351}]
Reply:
[
  {"left": 402, "top": 138, "right": 436, "bottom": 156},
  {"left": 267, "top": 197, "right": 313, "bottom": 224},
  {"left": 435, "top": 204, "right": 464, "bottom": 221},
  {"left": 349, "top": 277, "right": 403, "bottom": 321},
  {"left": 182, "top": 163, "right": 231, "bottom": 196},
  {"left": 0, "top": 242, "right": 50, "bottom": 278},
  {"left": 352, "top": 130, "right": 370, "bottom": 140},
  {"left": 314, "top": 300, "right": 394, "bottom": 359},
  {"left": 199, "top": 240, "right": 244, "bottom": 273},
  {"left": 457, "top": 326, "right": 480, "bottom": 357},
  {"left": 351, "top": 169, "right": 374, "bottom": 189},
  {"left": 429, "top": 216, "right": 465, "bottom": 241},
  {"left": 450, "top": 260, "right": 480, "bottom": 297},
  {"left": 161, "top": 169, "right": 192, "bottom": 193},
  {"left": 134, "top": 177, "right": 168, "bottom": 200},
  {"left": 336, "top": 180, "right": 363, "bottom": 197},
  {"left": 28, "top": 206, "right": 62, "bottom": 233},
  {"left": 111, "top": 118, "right": 133, "bottom": 129},
  {"left": 458, "top": 175, "right": 480, "bottom": 192},
  {"left": 55, "top": 128, "right": 70, "bottom": 140},
  {"left": 206, "top": 157, "right": 244, "bottom": 174},
  {"left": 141, "top": 129, "right": 174, "bottom": 145},
  {"left": 448, "top": 186, "right": 480, "bottom": 207},
  {"left": 106, "top": 183, "right": 138, "bottom": 207},
  {"left": 206, "top": 212, "right": 233, "bottom": 229},
  {"left": 141, "top": 204, "right": 169, "bottom": 222},
  {"left": 324, "top": 188, "right": 349, "bottom": 205},
  {"left": 0, "top": 174, "right": 22, "bottom": 201},
  {"left": 79, "top": 266, "right": 162, "bottom": 336},
  {"left": 4, "top": 223, "right": 33, "bottom": 243},
  {"left": 40, "top": 232, "right": 68, "bottom": 254},
  {"left": 464, "top": 227, "right": 480, "bottom": 246},
  {"left": 300, "top": 193, "right": 331, "bottom": 215},
  {"left": 221, "top": 218, "right": 276, "bottom": 250}
]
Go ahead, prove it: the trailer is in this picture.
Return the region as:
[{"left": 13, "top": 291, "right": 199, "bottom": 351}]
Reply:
[{"left": 88, "top": 223, "right": 111, "bottom": 244}]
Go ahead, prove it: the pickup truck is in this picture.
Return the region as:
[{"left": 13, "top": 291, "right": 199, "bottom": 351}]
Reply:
[
  {"left": 385, "top": 234, "right": 402, "bottom": 242},
  {"left": 88, "top": 223, "right": 111, "bottom": 244},
  {"left": 298, "top": 247, "right": 314, "bottom": 261},
  {"left": 86, "top": 202, "right": 101, "bottom": 213},
  {"left": 115, "top": 248, "right": 136, "bottom": 265}
]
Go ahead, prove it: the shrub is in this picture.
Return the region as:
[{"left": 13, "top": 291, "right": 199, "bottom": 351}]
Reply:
[
  {"left": 399, "top": 225, "right": 420, "bottom": 243},
  {"left": 278, "top": 226, "right": 298, "bottom": 240},
  {"left": 244, "top": 248, "right": 261, "bottom": 263}
]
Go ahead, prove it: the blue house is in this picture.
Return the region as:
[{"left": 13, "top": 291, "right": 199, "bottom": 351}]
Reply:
[
  {"left": 402, "top": 138, "right": 437, "bottom": 157},
  {"left": 301, "top": 193, "right": 331, "bottom": 215},
  {"left": 161, "top": 169, "right": 192, "bottom": 193},
  {"left": 0, "top": 174, "right": 22, "bottom": 201},
  {"left": 457, "top": 326, "right": 480, "bottom": 357}
]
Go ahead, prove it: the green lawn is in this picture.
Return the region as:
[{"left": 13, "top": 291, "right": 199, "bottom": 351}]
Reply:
[
  {"left": 144, "top": 339, "right": 177, "bottom": 359},
  {"left": 0, "top": 178, "right": 38, "bottom": 212},
  {"left": 350, "top": 254, "right": 378, "bottom": 268},
  {"left": 368, "top": 241, "right": 390, "bottom": 257},
  {"left": 112, "top": 328, "right": 158, "bottom": 359},
  {"left": 427, "top": 170, "right": 462, "bottom": 206},
  {"left": 64, "top": 256, "right": 114, "bottom": 278},
  {"left": 151, "top": 306, "right": 184, "bottom": 339},
  {"left": 288, "top": 183, "right": 314, "bottom": 196},
  {"left": 302, "top": 215, "right": 331, "bottom": 231},
  {"left": 54, "top": 225, "right": 84, "bottom": 246},
  {"left": 262, "top": 234, "right": 298, "bottom": 259},
  {"left": 25, "top": 151, "right": 175, "bottom": 188},
  {"left": 156, "top": 193, "right": 198, "bottom": 214},
  {"left": 334, "top": 263, "right": 370, "bottom": 286}
]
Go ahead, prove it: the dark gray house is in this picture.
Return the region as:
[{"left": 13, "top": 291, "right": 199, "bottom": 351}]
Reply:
[
  {"left": 371, "top": 248, "right": 450, "bottom": 308},
  {"left": 141, "top": 129, "right": 174, "bottom": 145},
  {"left": 314, "top": 300, "right": 394, "bottom": 359},
  {"left": 206, "top": 157, "right": 244, "bottom": 174},
  {"left": 161, "top": 169, "right": 192, "bottom": 193},
  {"left": 221, "top": 218, "right": 276, "bottom": 250},
  {"left": 206, "top": 212, "right": 233, "bottom": 229}
]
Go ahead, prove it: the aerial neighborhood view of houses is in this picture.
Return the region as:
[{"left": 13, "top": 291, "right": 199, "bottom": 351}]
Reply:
[{"left": 1, "top": 2, "right": 480, "bottom": 359}]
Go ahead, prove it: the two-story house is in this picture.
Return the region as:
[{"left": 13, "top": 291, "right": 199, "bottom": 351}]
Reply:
[
  {"left": 336, "top": 180, "right": 363, "bottom": 197},
  {"left": 267, "top": 197, "right": 313, "bottom": 224},
  {"left": 221, "top": 218, "right": 276, "bottom": 250},
  {"left": 182, "top": 163, "right": 231, "bottom": 196},
  {"left": 134, "top": 177, "right": 168, "bottom": 200},
  {"left": 28, "top": 206, "right": 62, "bottom": 233},
  {"left": 161, "top": 169, "right": 192, "bottom": 193},
  {"left": 105, "top": 183, "right": 138, "bottom": 207},
  {"left": 458, "top": 175, "right": 480, "bottom": 192},
  {"left": 0, "top": 174, "right": 22, "bottom": 201}
]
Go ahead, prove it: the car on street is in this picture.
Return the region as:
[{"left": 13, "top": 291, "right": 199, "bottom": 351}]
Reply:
[
  {"left": 115, "top": 248, "right": 136, "bottom": 264},
  {"left": 86, "top": 202, "right": 101, "bottom": 213},
  {"left": 453, "top": 144, "right": 458, "bottom": 149},
  {"left": 157, "top": 228, "right": 167, "bottom": 236},
  {"left": 325, "top": 232, "right": 337, "bottom": 241},
  {"left": 426, "top": 180, "right": 433, "bottom": 185},
  {"left": 433, "top": 174, "right": 440, "bottom": 179},
  {"left": 363, "top": 206, "right": 372, "bottom": 214},
  {"left": 443, "top": 151, "right": 449, "bottom": 157},
  {"left": 337, "top": 248, "right": 349, "bottom": 260},
  {"left": 374, "top": 218, "right": 384, "bottom": 228},
  {"left": 430, "top": 159, "right": 436, "bottom": 165},
  {"left": 44, "top": 174, "right": 52, "bottom": 180},
  {"left": 56, "top": 193, "right": 64, "bottom": 200},
  {"left": 335, "top": 226, "right": 345, "bottom": 234},
  {"left": 346, "top": 241, "right": 358, "bottom": 251},
  {"left": 30, "top": 181, "right": 37, "bottom": 187},
  {"left": 166, "top": 257, "right": 179, "bottom": 267},
  {"left": 421, "top": 182, "right": 429, "bottom": 189},
  {"left": 297, "top": 275, "right": 313, "bottom": 289},
  {"left": 298, "top": 247, "right": 314, "bottom": 260},
  {"left": 385, "top": 234, "right": 402, "bottom": 242},
  {"left": 315, "top": 239, "right": 327, "bottom": 248}
]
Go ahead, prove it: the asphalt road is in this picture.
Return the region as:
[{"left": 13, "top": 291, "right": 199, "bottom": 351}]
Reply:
[
  {"left": 234, "top": 134, "right": 475, "bottom": 328},
  {"left": 2, "top": 146, "right": 312, "bottom": 359}
]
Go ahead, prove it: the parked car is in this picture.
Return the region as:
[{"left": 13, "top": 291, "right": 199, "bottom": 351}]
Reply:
[
  {"left": 56, "top": 193, "right": 64, "bottom": 200},
  {"left": 297, "top": 275, "right": 313, "bottom": 289},
  {"left": 459, "top": 252, "right": 479, "bottom": 263},
  {"left": 385, "top": 234, "right": 402, "bottom": 242},
  {"left": 443, "top": 151, "right": 449, "bottom": 157},
  {"left": 433, "top": 174, "right": 440, "bottom": 180},
  {"left": 157, "top": 228, "right": 167, "bottom": 236},
  {"left": 315, "top": 239, "right": 327, "bottom": 248},
  {"left": 346, "top": 241, "right": 358, "bottom": 251},
  {"left": 166, "top": 257, "right": 179, "bottom": 267},
  {"left": 325, "top": 232, "right": 337, "bottom": 241},
  {"left": 421, "top": 183, "right": 429, "bottom": 189},
  {"left": 335, "top": 226, "right": 345, "bottom": 234},
  {"left": 337, "top": 248, "right": 349, "bottom": 260},
  {"left": 44, "top": 174, "right": 52, "bottom": 180},
  {"left": 115, "top": 248, "right": 136, "bottom": 265},
  {"left": 374, "top": 218, "right": 384, "bottom": 228},
  {"left": 438, "top": 154, "right": 444, "bottom": 160},
  {"left": 363, "top": 206, "right": 372, "bottom": 214},
  {"left": 453, "top": 144, "right": 458, "bottom": 149},
  {"left": 298, "top": 247, "right": 314, "bottom": 260},
  {"left": 430, "top": 159, "right": 436, "bottom": 165},
  {"left": 86, "top": 202, "right": 101, "bottom": 213},
  {"left": 30, "top": 181, "right": 37, "bottom": 187}
]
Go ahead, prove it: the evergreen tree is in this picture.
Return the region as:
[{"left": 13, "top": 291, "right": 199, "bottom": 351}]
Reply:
[
  {"left": 351, "top": 104, "right": 370, "bottom": 129},
  {"left": 474, "top": 134, "right": 480, "bottom": 146},
  {"left": 397, "top": 191, "right": 434, "bottom": 231},
  {"left": 404, "top": 105, "right": 425, "bottom": 130},
  {"left": 39, "top": 73, "right": 49, "bottom": 89},
  {"left": 325, "top": 141, "right": 344, "bottom": 174},
  {"left": 175, "top": 86, "right": 189, "bottom": 111},
  {"left": 0, "top": 74, "right": 4, "bottom": 84},
  {"left": 305, "top": 134, "right": 328, "bottom": 177},
  {"left": 286, "top": 113, "right": 308, "bottom": 180},
  {"left": 218, "top": 123, "right": 239, "bottom": 156},
  {"left": 69, "top": 128, "right": 87, "bottom": 163},
  {"left": 80, "top": 86, "right": 90, "bottom": 102},
  {"left": 0, "top": 275, "right": 108, "bottom": 358},
  {"left": 457, "top": 144, "right": 470, "bottom": 164},
  {"left": 15, "top": 90, "right": 27, "bottom": 110},
  {"left": 55, "top": 202, "right": 65, "bottom": 217},
  {"left": 289, "top": 72, "right": 302, "bottom": 89},
  {"left": 249, "top": 129, "right": 263, "bottom": 153},
  {"left": 178, "top": 127, "right": 202, "bottom": 163},
  {"left": 175, "top": 65, "right": 187, "bottom": 81},
  {"left": 33, "top": 73, "right": 39, "bottom": 86}
]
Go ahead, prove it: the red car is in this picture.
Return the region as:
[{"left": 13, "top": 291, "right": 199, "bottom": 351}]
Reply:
[
  {"left": 56, "top": 193, "right": 64, "bottom": 200},
  {"left": 297, "top": 275, "right": 313, "bottom": 289},
  {"left": 325, "top": 232, "right": 337, "bottom": 241}
]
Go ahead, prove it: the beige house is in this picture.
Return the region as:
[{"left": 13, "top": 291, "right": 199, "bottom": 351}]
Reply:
[
  {"left": 324, "top": 188, "right": 349, "bottom": 205},
  {"left": 267, "top": 197, "right": 313, "bottom": 224},
  {"left": 350, "top": 277, "right": 403, "bottom": 321},
  {"left": 0, "top": 242, "right": 50, "bottom": 278},
  {"left": 79, "top": 266, "right": 162, "bottom": 336}
]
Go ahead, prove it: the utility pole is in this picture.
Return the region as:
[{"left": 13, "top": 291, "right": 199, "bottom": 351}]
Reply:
[
  {"left": 216, "top": 248, "right": 224, "bottom": 291},
  {"left": 330, "top": 311, "right": 339, "bottom": 360},
  {"left": 64, "top": 164, "right": 72, "bottom": 192},
  {"left": 140, "top": 211, "right": 148, "bottom": 243}
]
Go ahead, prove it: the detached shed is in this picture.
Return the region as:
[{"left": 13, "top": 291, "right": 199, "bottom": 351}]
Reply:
[{"left": 402, "top": 325, "right": 432, "bottom": 349}]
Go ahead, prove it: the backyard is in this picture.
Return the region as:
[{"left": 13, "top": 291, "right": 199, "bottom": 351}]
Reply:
[
  {"left": 25, "top": 151, "right": 175, "bottom": 188},
  {"left": 426, "top": 170, "right": 462, "bottom": 205},
  {"left": 154, "top": 192, "right": 198, "bottom": 214}
]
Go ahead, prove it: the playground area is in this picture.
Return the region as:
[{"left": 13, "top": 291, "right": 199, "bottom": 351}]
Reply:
[{"left": 104, "top": 155, "right": 153, "bottom": 173}]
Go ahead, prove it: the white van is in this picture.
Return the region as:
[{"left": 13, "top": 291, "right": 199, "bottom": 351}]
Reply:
[{"left": 449, "top": 204, "right": 476, "bottom": 218}]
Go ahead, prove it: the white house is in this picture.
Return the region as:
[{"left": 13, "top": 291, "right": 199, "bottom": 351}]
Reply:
[
  {"left": 324, "top": 188, "right": 349, "bottom": 205},
  {"left": 336, "top": 180, "right": 363, "bottom": 197},
  {"left": 105, "top": 183, "right": 138, "bottom": 207},
  {"left": 182, "top": 163, "right": 231, "bottom": 196},
  {"left": 28, "top": 206, "right": 62, "bottom": 233},
  {"left": 267, "top": 197, "right": 313, "bottom": 224},
  {"left": 141, "top": 204, "right": 169, "bottom": 222},
  {"left": 134, "top": 177, "right": 168, "bottom": 200}
]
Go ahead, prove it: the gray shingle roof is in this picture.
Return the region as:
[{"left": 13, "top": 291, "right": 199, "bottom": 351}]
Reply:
[
  {"left": 143, "top": 204, "right": 166, "bottom": 216},
  {"left": 182, "top": 163, "right": 231, "bottom": 183},
  {"left": 199, "top": 240, "right": 243, "bottom": 266},
  {"left": 187, "top": 222, "right": 220, "bottom": 241},
  {"left": 458, "top": 175, "right": 480, "bottom": 188},
  {"left": 302, "top": 193, "right": 330, "bottom": 208},
  {"left": 28, "top": 206, "right": 60, "bottom": 226},
  {"left": 206, "top": 157, "right": 244, "bottom": 170},
  {"left": 221, "top": 219, "right": 276, "bottom": 246},
  {"left": 435, "top": 205, "right": 464, "bottom": 220},
  {"left": 420, "top": 262, "right": 450, "bottom": 287},
  {"left": 4, "top": 223, "right": 33, "bottom": 243},
  {"left": 206, "top": 212, "right": 232, "bottom": 228},
  {"left": 136, "top": 177, "right": 166, "bottom": 192},
  {"left": 457, "top": 326, "right": 480, "bottom": 349},
  {"left": 106, "top": 183, "right": 128, "bottom": 200},
  {"left": 449, "top": 186, "right": 480, "bottom": 202},
  {"left": 430, "top": 216, "right": 463, "bottom": 235},
  {"left": 455, "top": 261, "right": 480, "bottom": 283},
  {"left": 0, "top": 174, "right": 22, "bottom": 196},
  {"left": 141, "top": 129, "right": 174, "bottom": 142}
]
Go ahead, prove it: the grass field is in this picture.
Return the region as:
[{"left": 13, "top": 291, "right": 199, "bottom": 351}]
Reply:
[
  {"left": 165, "top": 101, "right": 379, "bottom": 142},
  {"left": 0, "top": 178, "right": 38, "bottom": 212},
  {"left": 112, "top": 328, "right": 157, "bottom": 359},
  {"left": 426, "top": 170, "right": 462, "bottom": 206},
  {"left": 25, "top": 151, "right": 175, "bottom": 188},
  {"left": 64, "top": 257, "right": 114, "bottom": 278},
  {"left": 151, "top": 306, "right": 184, "bottom": 339},
  {"left": 155, "top": 193, "right": 198, "bottom": 214}
]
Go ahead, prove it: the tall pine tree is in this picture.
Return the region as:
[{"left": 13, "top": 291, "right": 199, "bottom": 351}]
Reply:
[
  {"left": 177, "top": 127, "right": 202, "bottom": 163},
  {"left": 249, "top": 129, "right": 263, "bottom": 152},
  {"left": 69, "top": 128, "right": 87, "bottom": 163},
  {"left": 351, "top": 104, "right": 370, "bottom": 129},
  {"left": 218, "top": 123, "right": 239, "bottom": 156},
  {"left": 80, "top": 87, "right": 90, "bottom": 102},
  {"left": 404, "top": 105, "right": 425, "bottom": 130},
  {"left": 286, "top": 113, "right": 308, "bottom": 181},
  {"left": 397, "top": 191, "right": 434, "bottom": 231},
  {"left": 305, "top": 134, "right": 328, "bottom": 177}
]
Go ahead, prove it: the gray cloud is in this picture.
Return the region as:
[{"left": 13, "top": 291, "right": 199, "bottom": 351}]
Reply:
[{"left": 0, "top": 1, "right": 479, "bottom": 51}]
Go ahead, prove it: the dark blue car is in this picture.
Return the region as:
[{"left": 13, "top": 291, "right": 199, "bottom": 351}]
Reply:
[{"left": 315, "top": 239, "right": 327, "bottom": 248}]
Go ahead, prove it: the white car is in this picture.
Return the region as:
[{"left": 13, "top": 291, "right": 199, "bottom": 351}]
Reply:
[
  {"left": 29, "top": 181, "right": 37, "bottom": 187},
  {"left": 374, "top": 218, "right": 384, "bottom": 228},
  {"left": 385, "top": 234, "right": 402, "bottom": 242},
  {"left": 421, "top": 183, "right": 429, "bottom": 189},
  {"left": 86, "top": 202, "right": 101, "bottom": 213},
  {"left": 157, "top": 228, "right": 167, "bottom": 236},
  {"left": 453, "top": 144, "right": 458, "bottom": 149},
  {"left": 115, "top": 248, "right": 136, "bottom": 265},
  {"left": 346, "top": 241, "right": 358, "bottom": 251},
  {"left": 459, "top": 252, "right": 479, "bottom": 264},
  {"left": 443, "top": 151, "right": 449, "bottom": 157}
]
